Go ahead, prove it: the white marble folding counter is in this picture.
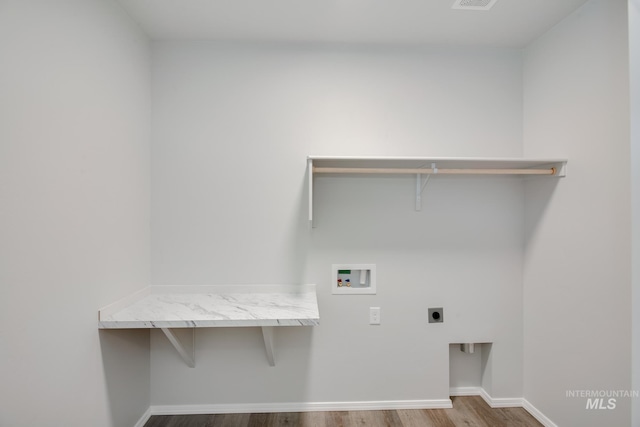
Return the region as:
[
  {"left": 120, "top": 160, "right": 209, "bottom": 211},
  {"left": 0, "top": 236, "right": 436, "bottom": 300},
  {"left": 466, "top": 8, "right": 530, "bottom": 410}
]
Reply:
[{"left": 98, "top": 284, "right": 319, "bottom": 367}]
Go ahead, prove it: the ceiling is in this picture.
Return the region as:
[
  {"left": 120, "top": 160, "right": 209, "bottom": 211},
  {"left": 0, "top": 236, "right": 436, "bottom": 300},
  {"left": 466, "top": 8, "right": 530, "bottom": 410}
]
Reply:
[{"left": 117, "top": 0, "right": 590, "bottom": 48}]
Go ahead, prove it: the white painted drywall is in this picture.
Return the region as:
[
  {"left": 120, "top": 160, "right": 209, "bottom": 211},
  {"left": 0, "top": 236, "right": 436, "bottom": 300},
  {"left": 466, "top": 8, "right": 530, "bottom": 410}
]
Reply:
[
  {"left": 630, "top": 0, "right": 640, "bottom": 425},
  {"left": 150, "top": 42, "right": 525, "bottom": 405},
  {"left": 523, "top": 1, "right": 631, "bottom": 426},
  {"left": 0, "top": 1, "right": 151, "bottom": 426}
]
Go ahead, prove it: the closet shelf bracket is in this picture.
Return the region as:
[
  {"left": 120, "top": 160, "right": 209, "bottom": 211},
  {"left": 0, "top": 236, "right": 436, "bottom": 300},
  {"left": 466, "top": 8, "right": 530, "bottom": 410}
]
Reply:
[{"left": 415, "top": 163, "right": 435, "bottom": 211}]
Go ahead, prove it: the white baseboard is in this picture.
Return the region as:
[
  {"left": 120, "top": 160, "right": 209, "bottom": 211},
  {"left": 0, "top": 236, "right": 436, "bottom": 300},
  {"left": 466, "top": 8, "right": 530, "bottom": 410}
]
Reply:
[
  {"left": 144, "top": 394, "right": 555, "bottom": 427},
  {"left": 449, "top": 387, "right": 556, "bottom": 426},
  {"left": 478, "top": 389, "right": 523, "bottom": 408},
  {"left": 150, "top": 399, "right": 452, "bottom": 416},
  {"left": 449, "top": 387, "right": 522, "bottom": 408},
  {"left": 449, "top": 386, "right": 483, "bottom": 396},
  {"left": 522, "top": 399, "right": 558, "bottom": 427},
  {"left": 134, "top": 407, "right": 151, "bottom": 427}
]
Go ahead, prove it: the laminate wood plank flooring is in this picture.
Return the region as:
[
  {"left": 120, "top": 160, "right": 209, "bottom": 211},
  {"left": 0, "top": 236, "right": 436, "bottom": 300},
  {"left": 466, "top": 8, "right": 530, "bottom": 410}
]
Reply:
[{"left": 143, "top": 396, "right": 543, "bottom": 427}]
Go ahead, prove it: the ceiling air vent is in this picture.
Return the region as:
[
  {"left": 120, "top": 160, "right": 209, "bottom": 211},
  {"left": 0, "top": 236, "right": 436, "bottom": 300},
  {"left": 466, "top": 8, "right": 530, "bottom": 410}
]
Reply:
[{"left": 452, "top": 0, "right": 498, "bottom": 11}]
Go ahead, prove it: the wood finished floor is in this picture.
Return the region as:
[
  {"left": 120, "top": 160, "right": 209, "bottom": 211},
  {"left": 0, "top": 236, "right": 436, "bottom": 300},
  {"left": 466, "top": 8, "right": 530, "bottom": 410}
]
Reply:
[{"left": 143, "top": 396, "right": 543, "bottom": 427}]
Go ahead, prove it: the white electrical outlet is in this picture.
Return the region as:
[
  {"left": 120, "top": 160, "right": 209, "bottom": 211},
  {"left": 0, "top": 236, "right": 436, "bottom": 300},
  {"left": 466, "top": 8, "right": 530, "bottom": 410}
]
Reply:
[{"left": 370, "top": 307, "right": 381, "bottom": 325}]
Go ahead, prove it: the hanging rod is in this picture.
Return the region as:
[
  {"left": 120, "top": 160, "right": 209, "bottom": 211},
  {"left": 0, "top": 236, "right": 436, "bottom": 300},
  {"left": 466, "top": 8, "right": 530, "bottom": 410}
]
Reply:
[{"left": 313, "top": 166, "right": 557, "bottom": 176}]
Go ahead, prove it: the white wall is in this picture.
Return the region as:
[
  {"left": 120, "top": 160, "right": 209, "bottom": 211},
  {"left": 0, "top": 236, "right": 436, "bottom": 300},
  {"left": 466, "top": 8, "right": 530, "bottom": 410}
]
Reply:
[
  {"left": 150, "top": 42, "right": 526, "bottom": 405},
  {"left": 523, "top": 1, "right": 631, "bottom": 426},
  {"left": 0, "top": 1, "right": 151, "bottom": 426},
  {"left": 630, "top": 0, "right": 640, "bottom": 425}
]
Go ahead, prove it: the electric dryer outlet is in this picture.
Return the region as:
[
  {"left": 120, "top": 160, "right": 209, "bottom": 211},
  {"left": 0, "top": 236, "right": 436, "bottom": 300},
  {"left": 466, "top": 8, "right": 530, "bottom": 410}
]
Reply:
[{"left": 428, "top": 307, "right": 443, "bottom": 323}]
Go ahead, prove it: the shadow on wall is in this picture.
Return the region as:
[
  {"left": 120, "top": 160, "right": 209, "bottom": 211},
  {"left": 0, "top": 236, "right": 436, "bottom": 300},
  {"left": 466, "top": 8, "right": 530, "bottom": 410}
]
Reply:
[
  {"left": 99, "top": 329, "right": 150, "bottom": 427},
  {"left": 311, "top": 174, "right": 530, "bottom": 252},
  {"left": 524, "top": 178, "right": 562, "bottom": 245},
  {"left": 151, "top": 326, "right": 316, "bottom": 405},
  {"left": 284, "top": 164, "right": 312, "bottom": 284}
]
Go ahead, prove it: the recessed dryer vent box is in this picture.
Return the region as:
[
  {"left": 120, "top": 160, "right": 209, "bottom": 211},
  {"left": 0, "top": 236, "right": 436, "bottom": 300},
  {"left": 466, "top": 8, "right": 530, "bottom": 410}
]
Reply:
[{"left": 332, "top": 264, "right": 376, "bottom": 295}]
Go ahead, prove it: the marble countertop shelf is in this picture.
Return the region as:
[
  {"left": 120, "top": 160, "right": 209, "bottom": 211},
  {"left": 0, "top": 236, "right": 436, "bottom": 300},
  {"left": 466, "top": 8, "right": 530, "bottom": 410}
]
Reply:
[
  {"left": 98, "top": 284, "right": 319, "bottom": 329},
  {"left": 98, "top": 284, "right": 319, "bottom": 367}
]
